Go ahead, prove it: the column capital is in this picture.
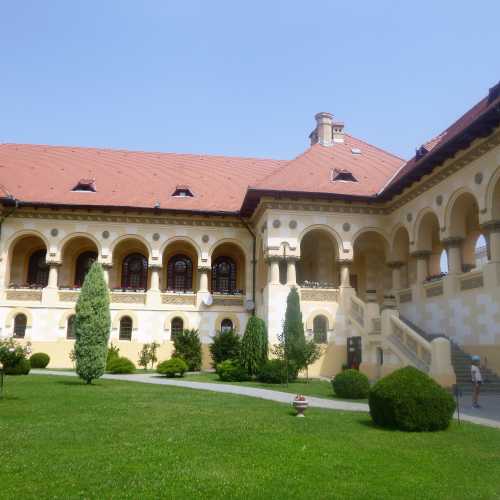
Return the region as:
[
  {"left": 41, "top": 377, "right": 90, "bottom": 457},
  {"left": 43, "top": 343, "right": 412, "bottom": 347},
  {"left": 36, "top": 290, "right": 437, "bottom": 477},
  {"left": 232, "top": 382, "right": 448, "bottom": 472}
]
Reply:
[
  {"left": 480, "top": 219, "right": 500, "bottom": 234},
  {"left": 45, "top": 259, "right": 62, "bottom": 266},
  {"left": 441, "top": 236, "right": 464, "bottom": 248},
  {"left": 100, "top": 262, "right": 113, "bottom": 269},
  {"left": 336, "top": 258, "right": 353, "bottom": 265},
  {"left": 386, "top": 260, "right": 405, "bottom": 269},
  {"left": 197, "top": 265, "right": 211, "bottom": 272},
  {"left": 149, "top": 263, "right": 163, "bottom": 270},
  {"left": 284, "top": 255, "right": 300, "bottom": 262},
  {"left": 265, "top": 256, "right": 283, "bottom": 263},
  {"left": 410, "top": 250, "right": 431, "bottom": 259}
]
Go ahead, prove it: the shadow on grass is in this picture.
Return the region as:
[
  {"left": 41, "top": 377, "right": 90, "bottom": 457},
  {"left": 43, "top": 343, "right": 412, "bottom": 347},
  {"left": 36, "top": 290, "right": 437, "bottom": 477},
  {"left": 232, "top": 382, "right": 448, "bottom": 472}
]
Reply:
[
  {"left": 55, "top": 379, "right": 104, "bottom": 387},
  {"left": 0, "top": 395, "right": 20, "bottom": 401}
]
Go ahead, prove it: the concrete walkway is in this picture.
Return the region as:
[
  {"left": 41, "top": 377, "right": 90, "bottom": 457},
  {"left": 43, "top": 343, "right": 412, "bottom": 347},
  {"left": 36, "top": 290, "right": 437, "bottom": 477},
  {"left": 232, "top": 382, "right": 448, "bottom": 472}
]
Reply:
[{"left": 32, "top": 370, "right": 500, "bottom": 429}]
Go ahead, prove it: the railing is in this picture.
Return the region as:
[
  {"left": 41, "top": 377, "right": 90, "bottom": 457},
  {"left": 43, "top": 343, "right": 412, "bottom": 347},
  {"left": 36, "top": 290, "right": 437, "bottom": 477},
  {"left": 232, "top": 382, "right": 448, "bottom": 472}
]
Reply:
[
  {"left": 212, "top": 294, "right": 244, "bottom": 306},
  {"left": 423, "top": 280, "right": 443, "bottom": 298},
  {"left": 350, "top": 295, "right": 365, "bottom": 328},
  {"left": 398, "top": 288, "right": 412, "bottom": 303},
  {"left": 110, "top": 291, "right": 147, "bottom": 304},
  {"left": 161, "top": 293, "right": 196, "bottom": 305},
  {"left": 5, "top": 288, "right": 43, "bottom": 302},
  {"left": 300, "top": 288, "right": 339, "bottom": 302},
  {"left": 389, "top": 315, "right": 431, "bottom": 372},
  {"left": 59, "top": 290, "right": 80, "bottom": 302},
  {"left": 459, "top": 270, "right": 484, "bottom": 291}
]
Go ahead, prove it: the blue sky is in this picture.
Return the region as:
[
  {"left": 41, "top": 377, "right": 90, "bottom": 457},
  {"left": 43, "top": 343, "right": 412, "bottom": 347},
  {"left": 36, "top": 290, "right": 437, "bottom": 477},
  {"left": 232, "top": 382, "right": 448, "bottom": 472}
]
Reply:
[{"left": 1, "top": 1, "right": 499, "bottom": 160}]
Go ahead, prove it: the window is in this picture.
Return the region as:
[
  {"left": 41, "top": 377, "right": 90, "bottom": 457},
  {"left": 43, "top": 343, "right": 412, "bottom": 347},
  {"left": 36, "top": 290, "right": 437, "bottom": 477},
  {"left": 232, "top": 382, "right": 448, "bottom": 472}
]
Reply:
[
  {"left": 72, "top": 179, "right": 96, "bottom": 192},
  {"left": 27, "top": 249, "right": 49, "bottom": 287},
  {"left": 221, "top": 318, "right": 233, "bottom": 333},
  {"left": 172, "top": 185, "right": 193, "bottom": 197},
  {"left": 121, "top": 253, "right": 148, "bottom": 290},
  {"left": 167, "top": 254, "right": 193, "bottom": 291},
  {"left": 475, "top": 234, "right": 488, "bottom": 268},
  {"left": 13, "top": 314, "right": 27, "bottom": 339},
  {"left": 119, "top": 316, "right": 133, "bottom": 341},
  {"left": 439, "top": 249, "right": 448, "bottom": 274},
  {"left": 75, "top": 251, "right": 97, "bottom": 287},
  {"left": 331, "top": 168, "right": 357, "bottom": 182},
  {"left": 171, "top": 317, "right": 184, "bottom": 340},
  {"left": 313, "top": 315, "right": 327, "bottom": 344},
  {"left": 67, "top": 315, "right": 76, "bottom": 339},
  {"left": 212, "top": 256, "right": 237, "bottom": 293}
]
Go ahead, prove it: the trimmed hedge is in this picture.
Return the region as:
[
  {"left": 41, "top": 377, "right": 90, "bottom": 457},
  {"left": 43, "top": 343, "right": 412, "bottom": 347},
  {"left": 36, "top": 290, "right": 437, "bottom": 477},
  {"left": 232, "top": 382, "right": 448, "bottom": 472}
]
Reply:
[
  {"left": 216, "top": 360, "right": 249, "bottom": 382},
  {"left": 256, "top": 359, "right": 297, "bottom": 384},
  {"left": 157, "top": 358, "right": 188, "bottom": 378},
  {"left": 369, "top": 366, "right": 456, "bottom": 431},
  {"left": 107, "top": 357, "right": 136, "bottom": 374},
  {"left": 4, "top": 358, "right": 31, "bottom": 375},
  {"left": 209, "top": 329, "right": 241, "bottom": 368},
  {"left": 30, "top": 352, "right": 50, "bottom": 369},
  {"left": 332, "top": 369, "right": 370, "bottom": 399}
]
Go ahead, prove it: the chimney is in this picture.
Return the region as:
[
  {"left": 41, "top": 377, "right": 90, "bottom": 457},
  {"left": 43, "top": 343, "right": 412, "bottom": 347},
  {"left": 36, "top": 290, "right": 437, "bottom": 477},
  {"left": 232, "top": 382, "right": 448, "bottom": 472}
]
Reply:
[
  {"left": 332, "top": 121, "right": 345, "bottom": 143},
  {"left": 310, "top": 112, "right": 333, "bottom": 147}
]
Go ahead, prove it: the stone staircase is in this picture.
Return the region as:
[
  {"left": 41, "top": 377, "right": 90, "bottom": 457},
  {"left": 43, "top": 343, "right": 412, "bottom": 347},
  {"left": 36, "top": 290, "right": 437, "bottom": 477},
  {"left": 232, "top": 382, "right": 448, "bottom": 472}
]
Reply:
[{"left": 400, "top": 315, "right": 500, "bottom": 393}]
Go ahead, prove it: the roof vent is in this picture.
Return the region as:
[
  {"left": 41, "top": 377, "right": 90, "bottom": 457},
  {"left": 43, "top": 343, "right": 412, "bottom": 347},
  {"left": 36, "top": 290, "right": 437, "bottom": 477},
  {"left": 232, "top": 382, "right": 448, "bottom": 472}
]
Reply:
[
  {"left": 172, "top": 185, "right": 193, "bottom": 197},
  {"left": 351, "top": 147, "right": 362, "bottom": 155},
  {"left": 331, "top": 168, "right": 357, "bottom": 182},
  {"left": 72, "top": 179, "right": 96, "bottom": 192},
  {"left": 415, "top": 145, "right": 428, "bottom": 160}
]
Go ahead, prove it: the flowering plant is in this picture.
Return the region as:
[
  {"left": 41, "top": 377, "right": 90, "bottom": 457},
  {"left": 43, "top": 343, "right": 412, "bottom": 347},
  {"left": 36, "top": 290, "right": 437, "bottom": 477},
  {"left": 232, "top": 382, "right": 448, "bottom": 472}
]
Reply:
[
  {"left": 294, "top": 394, "right": 307, "bottom": 402},
  {"left": 0, "top": 339, "right": 32, "bottom": 369}
]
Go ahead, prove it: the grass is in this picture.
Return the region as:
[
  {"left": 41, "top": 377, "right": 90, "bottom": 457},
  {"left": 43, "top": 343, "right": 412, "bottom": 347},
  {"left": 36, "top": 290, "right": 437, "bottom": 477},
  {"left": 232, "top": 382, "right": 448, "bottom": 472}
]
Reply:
[{"left": 1, "top": 375, "right": 500, "bottom": 499}]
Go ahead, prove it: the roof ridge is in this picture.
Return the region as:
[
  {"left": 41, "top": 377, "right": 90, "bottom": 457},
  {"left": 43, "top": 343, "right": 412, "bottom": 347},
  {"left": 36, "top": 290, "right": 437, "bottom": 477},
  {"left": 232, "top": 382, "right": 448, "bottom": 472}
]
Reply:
[{"left": 0, "top": 142, "right": 286, "bottom": 164}]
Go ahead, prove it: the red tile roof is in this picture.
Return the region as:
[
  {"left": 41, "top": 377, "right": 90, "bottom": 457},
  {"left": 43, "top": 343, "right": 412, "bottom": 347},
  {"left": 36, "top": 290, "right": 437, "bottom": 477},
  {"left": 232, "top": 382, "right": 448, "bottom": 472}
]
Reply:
[{"left": 0, "top": 144, "right": 285, "bottom": 214}]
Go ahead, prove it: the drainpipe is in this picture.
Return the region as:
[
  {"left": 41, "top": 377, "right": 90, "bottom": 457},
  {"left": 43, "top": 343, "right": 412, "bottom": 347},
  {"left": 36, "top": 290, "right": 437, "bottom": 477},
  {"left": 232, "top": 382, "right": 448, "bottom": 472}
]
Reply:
[{"left": 239, "top": 217, "right": 256, "bottom": 315}]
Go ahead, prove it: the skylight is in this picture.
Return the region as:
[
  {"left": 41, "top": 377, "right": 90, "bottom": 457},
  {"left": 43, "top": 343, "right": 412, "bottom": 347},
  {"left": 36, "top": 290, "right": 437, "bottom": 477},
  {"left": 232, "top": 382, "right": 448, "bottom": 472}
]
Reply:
[
  {"left": 331, "top": 169, "right": 357, "bottom": 182},
  {"left": 172, "top": 186, "right": 193, "bottom": 197},
  {"left": 72, "top": 179, "right": 96, "bottom": 192},
  {"left": 351, "top": 147, "right": 362, "bottom": 155}
]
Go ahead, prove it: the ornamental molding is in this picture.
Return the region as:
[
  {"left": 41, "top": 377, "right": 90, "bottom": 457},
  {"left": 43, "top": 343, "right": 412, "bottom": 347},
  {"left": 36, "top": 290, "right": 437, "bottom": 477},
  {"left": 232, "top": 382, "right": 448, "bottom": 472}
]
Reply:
[
  {"left": 480, "top": 219, "right": 500, "bottom": 233},
  {"left": 300, "top": 289, "right": 339, "bottom": 302},
  {"left": 6, "top": 289, "right": 43, "bottom": 301},
  {"left": 162, "top": 294, "right": 196, "bottom": 305},
  {"left": 110, "top": 292, "right": 146, "bottom": 304},
  {"left": 386, "top": 261, "right": 405, "bottom": 269},
  {"left": 441, "top": 236, "right": 464, "bottom": 248},
  {"left": 410, "top": 250, "right": 432, "bottom": 259},
  {"left": 212, "top": 296, "right": 244, "bottom": 307}
]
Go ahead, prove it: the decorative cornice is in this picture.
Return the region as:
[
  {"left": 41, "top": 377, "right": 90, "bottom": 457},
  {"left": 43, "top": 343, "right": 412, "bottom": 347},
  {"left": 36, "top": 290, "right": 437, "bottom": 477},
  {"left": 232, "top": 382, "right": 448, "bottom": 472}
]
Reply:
[
  {"left": 441, "top": 236, "right": 464, "bottom": 248},
  {"left": 480, "top": 219, "right": 500, "bottom": 233},
  {"left": 410, "top": 250, "right": 432, "bottom": 259},
  {"left": 336, "top": 258, "right": 354, "bottom": 265},
  {"left": 386, "top": 261, "right": 405, "bottom": 269}
]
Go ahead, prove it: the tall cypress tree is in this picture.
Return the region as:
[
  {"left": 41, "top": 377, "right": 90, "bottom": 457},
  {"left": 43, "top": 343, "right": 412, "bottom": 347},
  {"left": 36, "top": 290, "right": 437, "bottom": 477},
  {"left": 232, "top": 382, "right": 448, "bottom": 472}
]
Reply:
[
  {"left": 240, "top": 316, "right": 268, "bottom": 375},
  {"left": 74, "top": 262, "right": 111, "bottom": 384},
  {"left": 282, "top": 287, "right": 307, "bottom": 374}
]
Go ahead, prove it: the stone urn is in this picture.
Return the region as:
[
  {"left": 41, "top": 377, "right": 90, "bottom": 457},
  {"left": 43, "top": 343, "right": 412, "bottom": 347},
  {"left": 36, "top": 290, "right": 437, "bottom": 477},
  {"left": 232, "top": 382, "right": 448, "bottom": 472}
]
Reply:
[{"left": 292, "top": 395, "right": 309, "bottom": 417}]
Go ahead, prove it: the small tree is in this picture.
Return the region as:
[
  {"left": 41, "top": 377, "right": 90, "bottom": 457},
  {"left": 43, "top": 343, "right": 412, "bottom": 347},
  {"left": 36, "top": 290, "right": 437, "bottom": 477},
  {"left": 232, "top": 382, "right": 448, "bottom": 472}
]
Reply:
[
  {"left": 209, "top": 329, "right": 241, "bottom": 368},
  {"left": 173, "top": 329, "right": 202, "bottom": 371},
  {"left": 74, "top": 262, "right": 111, "bottom": 384},
  {"left": 138, "top": 342, "right": 160, "bottom": 370},
  {"left": 240, "top": 316, "right": 268, "bottom": 376}
]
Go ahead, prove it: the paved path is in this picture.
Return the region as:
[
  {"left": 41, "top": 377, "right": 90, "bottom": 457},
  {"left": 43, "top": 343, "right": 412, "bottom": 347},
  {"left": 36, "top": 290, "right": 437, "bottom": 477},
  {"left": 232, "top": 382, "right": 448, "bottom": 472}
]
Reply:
[{"left": 32, "top": 370, "right": 500, "bottom": 429}]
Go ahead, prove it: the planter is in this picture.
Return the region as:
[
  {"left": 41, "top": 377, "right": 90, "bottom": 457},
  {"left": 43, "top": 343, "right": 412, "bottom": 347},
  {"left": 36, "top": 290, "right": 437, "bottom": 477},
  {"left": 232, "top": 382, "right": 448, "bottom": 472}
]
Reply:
[{"left": 292, "top": 398, "right": 309, "bottom": 417}]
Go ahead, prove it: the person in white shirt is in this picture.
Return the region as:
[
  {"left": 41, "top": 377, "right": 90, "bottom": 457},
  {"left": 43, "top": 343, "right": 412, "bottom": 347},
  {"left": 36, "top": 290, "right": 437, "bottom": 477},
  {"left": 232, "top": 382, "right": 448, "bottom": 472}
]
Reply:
[{"left": 470, "top": 355, "right": 483, "bottom": 409}]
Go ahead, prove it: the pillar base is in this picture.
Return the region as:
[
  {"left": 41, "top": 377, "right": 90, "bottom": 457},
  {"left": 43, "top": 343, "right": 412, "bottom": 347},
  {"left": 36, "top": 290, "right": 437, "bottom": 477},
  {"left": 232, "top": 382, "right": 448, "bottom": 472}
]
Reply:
[{"left": 146, "top": 290, "right": 161, "bottom": 307}]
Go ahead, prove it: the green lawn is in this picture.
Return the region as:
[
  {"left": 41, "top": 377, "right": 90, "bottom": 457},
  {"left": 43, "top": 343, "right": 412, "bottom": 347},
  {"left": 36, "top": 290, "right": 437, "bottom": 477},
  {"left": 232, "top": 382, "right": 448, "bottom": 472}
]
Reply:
[{"left": 1, "top": 376, "right": 499, "bottom": 499}]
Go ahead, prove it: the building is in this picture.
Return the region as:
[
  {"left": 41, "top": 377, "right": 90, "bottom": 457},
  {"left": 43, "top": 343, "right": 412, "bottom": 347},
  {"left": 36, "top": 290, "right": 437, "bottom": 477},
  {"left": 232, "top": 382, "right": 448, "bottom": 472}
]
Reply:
[{"left": 1, "top": 81, "right": 499, "bottom": 386}]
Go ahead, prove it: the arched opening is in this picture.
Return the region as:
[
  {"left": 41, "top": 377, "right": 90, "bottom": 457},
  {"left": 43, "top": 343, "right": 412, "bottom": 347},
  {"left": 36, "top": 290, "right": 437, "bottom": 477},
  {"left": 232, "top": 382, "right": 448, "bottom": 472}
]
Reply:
[
  {"left": 440, "top": 249, "right": 448, "bottom": 274},
  {"left": 392, "top": 227, "right": 411, "bottom": 288},
  {"left": 221, "top": 318, "right": 234, "bottom": 333},
  {"left": 163, "top": 240, "right": 198, "bottom": 292},
  {"left": 416, "top": 211, "right": 443, "bottom": 279},
  {"left": 474, "top": 234, "right": 488, "bottom": 268},
  {"left": 6, "top": 234, "right": 48, "bottom": 288},
  {"left": 312, "top": 315, "right": 328, "bottom": 344},
  {"left": 111, "top": 238, "right": 150, "bottom": 290},
  {"left": 13, "top": 313, "right": 27, "bottom": 339},
  {"left": 119, "top": 316, "right": 133, "bottom": 341},
  {"left": 171, "top": 317, "right": 184, "bottom": 340},
  {"left": 376, "top": 347, "right": 384, "bottom": 366},
  {"left": 59, "top": 236, "right": 99, "bottom": 288},
  {"left": 492, "top": 174, "right": 500, "bottom": 220},
  {"left": 448, "top": 192, "right": 480, "bottom": 272},
  {"left": 211, "top": 242, "right": 246, "bottom": 294},
  {"left": 67, "top": 315, "right": 76, "bottom": 339},
  {"left": 353, "top": 231, "right": 390, "bottom": 302},
  {"left": 297, "top": 229, "right": 339, "bottom": 287}
]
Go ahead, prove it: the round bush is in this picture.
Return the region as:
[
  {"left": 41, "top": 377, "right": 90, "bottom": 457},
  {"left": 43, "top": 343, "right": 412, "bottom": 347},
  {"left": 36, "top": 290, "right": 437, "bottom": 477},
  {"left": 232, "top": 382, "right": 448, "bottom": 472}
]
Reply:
[
  {"left": 4, "top": 358, "right": 31, "bottom": 375},
  {"left": 216, "top": 360, "right": 249, "bottom": 382},
  {"left": 332, "top": 369, "right": 369, "bottom": 399},
  {"left": 157, "top": 358, "right": 188, "bottom": 378},
  {"left": 369, "top": 366, "right": 456, "bottom": 432},
  {"left": 256, "top": 359, "right": 297, "bottom": 384},
  {"left": 107, "top": 357, "right": 136, "bottom": 374},
  {"left": 30, "top": 352, "right": 50, "bottom": 369}
]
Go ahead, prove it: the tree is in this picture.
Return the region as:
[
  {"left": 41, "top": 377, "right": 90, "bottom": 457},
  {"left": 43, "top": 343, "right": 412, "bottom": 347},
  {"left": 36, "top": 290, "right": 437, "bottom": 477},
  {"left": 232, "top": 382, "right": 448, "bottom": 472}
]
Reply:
[
  {"left": 74, "top": 262, "right": 111, "bottom": 384},
  {"left": 240, "top": 316, "right": 268, "bottom": 376},
  {"left": 173, "top": 329, "right": 202, "bottom": 371},
  {"left": 138, "top": 342, "right": 160, "bottom": 370},
  {"left": 209, "top": 329, "right": 241, "bottom": 368}
]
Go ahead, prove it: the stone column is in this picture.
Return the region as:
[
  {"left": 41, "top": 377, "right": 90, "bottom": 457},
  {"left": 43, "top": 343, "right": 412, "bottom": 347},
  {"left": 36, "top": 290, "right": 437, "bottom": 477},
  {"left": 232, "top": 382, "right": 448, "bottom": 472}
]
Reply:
[
  {"left": 47, "top": 263, "right": 60, "bottom": 289},
  {"left": 481, "top": 220, "right": 500, "bottom": 289},
  {"left": 338, "top": 259, "right": 352, "bottom": 288},
  {"left": 442, "top": 237, "right": 463, "bottom": 274},
  {"left": 101, "top": 264, "right": 112, "bottom": 286},
  {"left": 286, "top": 258, "right": 297, "bottom": 286},
  {"left": 387, "top": 261, "right": 404, "bottom": 291},
  {"left": 412, "top": 251, "right": 431, "bottom": 283},
  {"left": 198, "top": 266, "right": 210, "bottom": 293},
  {"left": 149, "top": 265, "right": 161, "bottom": 292},
  {"left": 269, "top": 258, "right": 280, "bottom": 285}
]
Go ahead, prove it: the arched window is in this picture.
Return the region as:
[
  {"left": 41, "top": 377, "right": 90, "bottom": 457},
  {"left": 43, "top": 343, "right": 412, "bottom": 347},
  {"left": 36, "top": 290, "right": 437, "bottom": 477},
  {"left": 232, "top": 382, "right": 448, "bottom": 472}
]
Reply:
[
  {"left": 313, "top": 315, "right": 327, "bottom": 344},
  {"left": 377, "top": 347, "right": 384, "bottom": 366},
  {"left": 439, "top": 249, "right": 448, "bottom": 274},
  {"left": 221, "top": 318, "right": 233, "bottom": 333},
  {"left": 27, "top": 249, "right": 49, "bottom": 287},
  {"left": 171, "top": 317, "right": 184, "bottom": 340},
  {"left": 167, "top": 254, "right": 193, "bottom": 291},
  {"left": 474, "top": 234, "right": 488, "bottom": 268},
  {"left": 75, "top": 251, "right": 97, "bottom": 287},
  {"left": 119, "top": 316, "right": 133, "bottom": 341},
  {"left": 13, "top": 314, "right": 27, "bottom": 339},
  {"left": 212, "top": 257, "right": 237, "bottom": 293},
  {"left": 121, "top": 253, "right": 148, "bottom": 290},
  {"left": 67, "top": 315, "right": 76, "bottom": 339}
]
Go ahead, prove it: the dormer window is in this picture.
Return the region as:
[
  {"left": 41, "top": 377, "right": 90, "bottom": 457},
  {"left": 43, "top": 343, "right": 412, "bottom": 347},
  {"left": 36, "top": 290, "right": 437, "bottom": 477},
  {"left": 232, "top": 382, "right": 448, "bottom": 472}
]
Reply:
[
  {"left": 72, "top": 179, "right": 96, "bottom": 192},
  {"left": 415, "top": 145, "right": 428, "bottom": 160},
  {"left": 172, "top": 185, "right": 193, "bottom": 197},
  {"left": 351, "top": 148, "right": 362, "bottom": 155},
  {"left": 331, "top": 168, "right": 357, "bottom": 182}
]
